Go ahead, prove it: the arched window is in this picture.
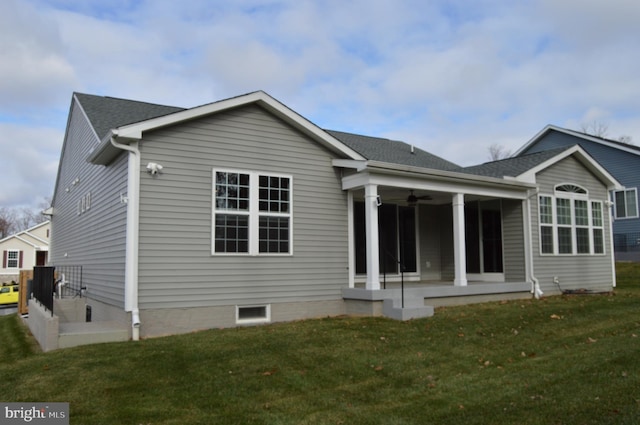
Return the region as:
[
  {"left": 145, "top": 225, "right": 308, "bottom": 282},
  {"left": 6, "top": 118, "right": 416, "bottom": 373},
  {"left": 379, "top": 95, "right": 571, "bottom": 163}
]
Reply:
[{"left": 555, "top": 184, "right": 587, "bottom": 194}]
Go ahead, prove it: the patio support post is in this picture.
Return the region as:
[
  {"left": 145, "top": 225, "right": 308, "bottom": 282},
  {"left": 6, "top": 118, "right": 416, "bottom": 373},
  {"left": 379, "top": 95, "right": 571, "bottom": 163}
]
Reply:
[
  {"left": 452, "top": 193, "right": 468, "bottom": 286},
  {"left": 364, "top": 184, "right": 381, "bottom": 290}
]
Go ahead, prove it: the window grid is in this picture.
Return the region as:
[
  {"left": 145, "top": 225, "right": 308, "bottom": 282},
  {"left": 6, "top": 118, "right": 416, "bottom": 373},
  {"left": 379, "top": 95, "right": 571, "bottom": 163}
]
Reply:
[
  {"left": 539, "top": 196, "right": 553, "bottom": 224},
  {"left": 259, "top": 176, "right": 290, "bottom": 213},
  {"left": 539, "top": 196, "right": 554, "bottom": 254},
  {"left": 7, "top": 250, "right": 18, "bottom": 268},
  {"left": 556, "top": 198, "right": 573, "bottom": 254},
  {"left": 592, "top": 201, "right": 604, "bottom": 254},
  {"left": 575, "top": 200, "right": 590, "bottom": 254},
  {"left": 216, "top": 172, "right": 250, "bottom": 211},
  {"left": 215, "top": 214, "right": 249, "bottom": 253},
  {"left": 259, "top": 216, "right": 290, "bottom": 253}
]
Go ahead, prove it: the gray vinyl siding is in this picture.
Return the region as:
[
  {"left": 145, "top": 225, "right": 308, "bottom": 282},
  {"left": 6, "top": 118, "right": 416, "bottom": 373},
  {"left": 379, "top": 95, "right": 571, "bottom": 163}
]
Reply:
[
  {"left": 522, "top": 131, "right": 640, "bottom": 236},
  {"left": 50, "top": 100, "right": 128, "bottom": 307},
  {"left": 502, "top": 200, "right": 526, "bottom": 281},
  {"left": 136, "top": 104, "right": 348, "bottom": 309},
  {"left": 531, "top": 155, "right": 614, "bottom": 292}
]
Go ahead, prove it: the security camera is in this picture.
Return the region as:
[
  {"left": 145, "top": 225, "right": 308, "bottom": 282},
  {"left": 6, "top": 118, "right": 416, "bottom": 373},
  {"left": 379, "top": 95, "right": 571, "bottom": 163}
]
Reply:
[{"left": 146, "top": 162, "right": 164, "bottom": 175}]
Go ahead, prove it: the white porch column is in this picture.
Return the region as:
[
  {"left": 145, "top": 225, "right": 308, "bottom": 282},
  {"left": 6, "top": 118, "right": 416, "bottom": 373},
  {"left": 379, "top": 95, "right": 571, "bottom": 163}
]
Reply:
[
  {"left": 364, "top": 184, "right": 381, "bottom": 290},
  {"left": 452, "top": 193, "right": 468, "bottom": 286},
  {"left": 347, "top": 191, "right": 355, "bottom": 288}
]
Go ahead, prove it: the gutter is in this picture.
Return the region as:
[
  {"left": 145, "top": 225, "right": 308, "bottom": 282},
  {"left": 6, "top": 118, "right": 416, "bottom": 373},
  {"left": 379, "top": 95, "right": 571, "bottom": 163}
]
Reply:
[
  {"left": 334, "top": 159, "right": 538, "bottom": 195},
  {"left": 109, "top": 134, "right": 142, "bottom": 341}
]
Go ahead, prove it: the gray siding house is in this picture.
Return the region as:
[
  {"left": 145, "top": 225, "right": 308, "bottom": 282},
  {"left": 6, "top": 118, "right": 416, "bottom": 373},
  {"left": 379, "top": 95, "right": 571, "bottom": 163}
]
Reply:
[
  {"left": 50, "top": 92, "right": 621, "bottom": 339},
  {"left": 515, "top": 125, "right": 640, "bottom": 261}
]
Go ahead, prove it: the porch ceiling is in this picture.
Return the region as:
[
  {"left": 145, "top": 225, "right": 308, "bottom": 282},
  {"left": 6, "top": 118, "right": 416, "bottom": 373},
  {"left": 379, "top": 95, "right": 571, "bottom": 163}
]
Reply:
[{"left": 353, "top": 186, "right": 520, "bottom": 206}]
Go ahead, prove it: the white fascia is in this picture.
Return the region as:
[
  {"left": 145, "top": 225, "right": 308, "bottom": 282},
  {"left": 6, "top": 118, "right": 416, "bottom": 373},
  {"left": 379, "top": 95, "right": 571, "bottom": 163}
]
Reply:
[
  {"left": 13, "top": 235, "right": 39, "bottom": 248},
  {"left": 332, "top": 159, "right": 367, "bottom": 171}
]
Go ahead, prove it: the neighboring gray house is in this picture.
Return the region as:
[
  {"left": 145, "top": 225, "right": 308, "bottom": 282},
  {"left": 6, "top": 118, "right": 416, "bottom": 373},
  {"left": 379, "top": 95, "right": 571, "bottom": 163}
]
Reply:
[
  {"left": 50, "top": 91, "right": 621, "bottom": 339},
  {"left": 515, "top": 125, "right": 640, "bottom": 261}
]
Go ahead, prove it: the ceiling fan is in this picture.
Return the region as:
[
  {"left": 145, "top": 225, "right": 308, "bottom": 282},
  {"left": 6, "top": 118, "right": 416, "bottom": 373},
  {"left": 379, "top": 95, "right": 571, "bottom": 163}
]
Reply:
[{"left": 406, "top": 190, "right": 432, "bottom": 206}]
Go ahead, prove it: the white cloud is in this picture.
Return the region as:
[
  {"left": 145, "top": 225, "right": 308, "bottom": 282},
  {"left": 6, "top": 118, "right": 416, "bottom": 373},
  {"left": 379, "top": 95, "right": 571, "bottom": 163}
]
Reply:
[
  {"left": 0, "top": 0, "right": 77, "bottom": 111},
  {"left": 1, "top": 0, "right": 640, "bottom": 206},
  {"left": 0, "top": 124, "right": 62, "bottom": 208}
]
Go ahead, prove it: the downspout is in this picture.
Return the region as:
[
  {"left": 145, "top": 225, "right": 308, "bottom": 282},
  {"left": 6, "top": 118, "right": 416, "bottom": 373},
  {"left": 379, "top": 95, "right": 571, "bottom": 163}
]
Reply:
[
  {"left": 524, "top": 189, "right": 543, "bottom": 299},
  {"left": 606, "top": 199, "right": 617, "bottom": 288},
  {"left": 110, "top": 135, "right": 142, "bottom": 340}
]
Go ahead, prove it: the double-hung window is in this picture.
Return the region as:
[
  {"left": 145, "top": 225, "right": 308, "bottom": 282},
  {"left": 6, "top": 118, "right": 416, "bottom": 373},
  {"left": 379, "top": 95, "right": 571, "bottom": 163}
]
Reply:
[
  {"left": 613, "top": 188, "right": 638, "bottom": 219},
  {"left": 538, "top": 184, "right": 604, "bottom": 255},
  {"left": 213, "top": 170, "right": 291, "bottom": 255},
  {"left": 6, "top": 250, "right": 19, "bottom": 268}
]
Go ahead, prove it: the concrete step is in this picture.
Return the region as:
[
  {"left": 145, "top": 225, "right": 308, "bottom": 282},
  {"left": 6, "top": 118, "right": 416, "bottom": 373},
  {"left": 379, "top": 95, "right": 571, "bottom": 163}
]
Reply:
[
  {"left": 382, "top": 299, "right": 434, "bottom": 321},
  {"left": 58, "top": 321, "right": 128, "bottom": 349}
]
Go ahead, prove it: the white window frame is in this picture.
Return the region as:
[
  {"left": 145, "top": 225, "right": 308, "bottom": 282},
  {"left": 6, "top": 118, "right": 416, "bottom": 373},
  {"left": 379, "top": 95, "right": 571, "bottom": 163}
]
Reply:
[
  {"left": 212, "top": 169, "right": 293, "bottom": 256},
  {"left": 612, "top": 188, "right": 639, "bottom": 220},
  {"left": 538, "top": 184, "right": 605, "bottom": 256},
  {"left": 591, "top": 201, "right": 605, "bottom": 254},
  {"left": 539, "top": 195, "right": 554, "bottom": 255},
  {"left": 6, "top": 250, "right": 19, "bottom": 269}
]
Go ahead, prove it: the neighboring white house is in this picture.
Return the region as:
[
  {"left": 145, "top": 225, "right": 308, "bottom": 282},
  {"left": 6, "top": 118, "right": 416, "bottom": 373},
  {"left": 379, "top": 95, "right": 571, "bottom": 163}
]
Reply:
[{"left": 0, "top": 221, "right": 50, "bottom": 283}]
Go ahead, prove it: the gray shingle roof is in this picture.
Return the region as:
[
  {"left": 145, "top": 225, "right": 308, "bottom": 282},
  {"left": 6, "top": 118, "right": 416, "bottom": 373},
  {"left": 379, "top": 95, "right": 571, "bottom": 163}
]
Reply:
[
  {"left": 459, "top": 146, "right": 573, "bottom": 178},
  {"left": 76, "top": 92, "right": 565, "bottom": 179},
  {"left": 326, "top": 130, "right": 460, "bottom": 171},
  {"left": 75, "top": 93, "right": 185, "bottom": 140}
]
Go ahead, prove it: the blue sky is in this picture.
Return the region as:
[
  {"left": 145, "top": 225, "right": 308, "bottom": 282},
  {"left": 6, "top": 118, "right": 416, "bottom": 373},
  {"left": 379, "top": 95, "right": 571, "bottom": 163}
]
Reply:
[{"left": 1, "top": 0, "right": 639, "bottom": 209}]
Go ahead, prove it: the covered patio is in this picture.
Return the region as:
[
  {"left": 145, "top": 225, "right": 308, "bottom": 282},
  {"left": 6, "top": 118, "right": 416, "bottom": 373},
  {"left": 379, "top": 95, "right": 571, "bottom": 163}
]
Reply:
[{"left": 334, "top": 159, "right": 537, "bottom": 319}]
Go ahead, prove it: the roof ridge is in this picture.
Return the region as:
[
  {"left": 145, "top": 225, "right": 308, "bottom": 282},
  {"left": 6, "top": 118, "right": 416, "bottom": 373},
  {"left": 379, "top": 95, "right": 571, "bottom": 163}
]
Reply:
[
  {"left": 74, "top": 92, "right": 185, "bottom": 110},
  {"left": 326, "top": 129, "right": 396, "bottom": 142},
  {"left": 74, "top": 92, "right": 186, "bottom": 140}
]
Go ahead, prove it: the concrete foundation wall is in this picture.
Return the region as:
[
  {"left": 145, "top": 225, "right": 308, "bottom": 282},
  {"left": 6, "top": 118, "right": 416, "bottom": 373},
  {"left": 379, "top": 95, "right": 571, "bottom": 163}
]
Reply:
[
  {"left": 85, "top": 298, "right": 130, "bottom": 323},
  {"left": 1, "top": 274, "right": 19, "bottom": 284},
  {"left": 25, "top": 301, "right": 59, "bottom": 352},
  {"left": 426, "top": 292, "right": 532, "bottom": 307},
  {"left": 53, "top": 298, "right": 86, "bottom": 323},
  {"left": 344, "top": 299, "right": 384, "bottom": 317},
  {"left": 138, "top": 299, "right": 346, "bottom": 338}
]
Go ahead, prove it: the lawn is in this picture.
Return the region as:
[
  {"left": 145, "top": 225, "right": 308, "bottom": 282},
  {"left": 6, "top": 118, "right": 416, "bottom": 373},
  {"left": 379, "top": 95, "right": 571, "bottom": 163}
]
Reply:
[{"left": 1, "top": 263, "right": 639, "bottom": 424}]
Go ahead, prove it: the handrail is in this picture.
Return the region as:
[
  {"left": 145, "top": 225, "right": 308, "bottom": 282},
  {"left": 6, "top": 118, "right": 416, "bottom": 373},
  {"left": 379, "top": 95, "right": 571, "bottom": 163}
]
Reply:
[
  {"left": 32, "top": 266, "right": 85, "bottom": 318},
  {"left": 381, "top": 249, "right": 406, "bottom": 308},
  {"left": 54, "top": 265, "right": 84, "bottom": 298}
]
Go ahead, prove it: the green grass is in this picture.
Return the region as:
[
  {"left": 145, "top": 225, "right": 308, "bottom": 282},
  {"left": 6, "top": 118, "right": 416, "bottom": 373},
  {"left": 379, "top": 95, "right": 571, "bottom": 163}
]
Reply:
[{"left": 1, "top": 263, "right": 639, "bottom": 424}]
